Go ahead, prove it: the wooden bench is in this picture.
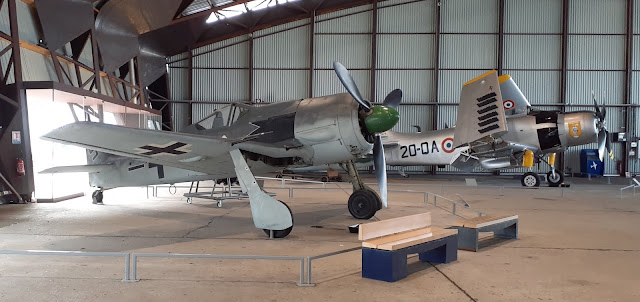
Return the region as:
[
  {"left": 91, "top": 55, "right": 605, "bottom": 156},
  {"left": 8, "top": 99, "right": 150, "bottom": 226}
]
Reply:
[
  {"left": 359, "top": 212, "right": 458, "bottom": 282},
  {"left": 449, "top": 215, "right": 518, "bottom": 252}
]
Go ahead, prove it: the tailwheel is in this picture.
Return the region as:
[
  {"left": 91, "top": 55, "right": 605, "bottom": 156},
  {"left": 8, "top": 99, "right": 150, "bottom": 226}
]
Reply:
[
  {"left": 547, "top": 171, "right": 564, "bottom": 187},
  {"left": 521, "top": 172, "right": 541, "bottom": 187},
  {"left": 262, "top": 200, "right": 293, "bottom": 238},
  {"left": 348, "top": 190, "right": 382, "bottom": 220},
  {"left": 91, "top": 189, "right": 104, "bottom": 204}
]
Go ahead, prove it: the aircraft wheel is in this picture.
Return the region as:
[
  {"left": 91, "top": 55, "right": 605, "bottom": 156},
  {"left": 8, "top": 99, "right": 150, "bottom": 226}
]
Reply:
[
  {"left": 91, "top": 190, "right": 104, "bottom": 204},
  {"left": 262, "top": 200, "right": 293, "bottom": 238},
  {"left": 348, "top": 190, "right": 380, "bottom": 220},
  {"left": 547, "top": 171, "right": 564, "bottom": 187},
  {"left": 217, "top": 200, "right": 223, "bottom": 208},
  {"left": 521, "top": 172, "right": 540, "bottom": 187},
  {"left": 321, "top": 176, "right": 329, "bottom": 182},
  {"left": 275, "top": 173, "right": 282, "bottom": 179}
]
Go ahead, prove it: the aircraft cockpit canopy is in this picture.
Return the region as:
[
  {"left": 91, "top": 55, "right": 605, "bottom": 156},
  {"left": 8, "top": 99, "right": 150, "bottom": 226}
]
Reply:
[{"left": 194, "top": 103, "right": 249, "bottom": 130}]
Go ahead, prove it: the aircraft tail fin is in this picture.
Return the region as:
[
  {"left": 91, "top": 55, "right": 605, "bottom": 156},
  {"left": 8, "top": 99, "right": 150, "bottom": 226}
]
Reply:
[
  {"left": 453, "top": 70, "right": 507, "bottom": 148},
  {"left": 498, "top": 74, "right": 531, "bottom": 117}
]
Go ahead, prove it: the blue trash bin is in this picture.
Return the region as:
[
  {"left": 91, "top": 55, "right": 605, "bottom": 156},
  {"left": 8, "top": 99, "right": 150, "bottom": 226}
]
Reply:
[{"left": 580, "top": 149, "right": 604, "bottom": 177}]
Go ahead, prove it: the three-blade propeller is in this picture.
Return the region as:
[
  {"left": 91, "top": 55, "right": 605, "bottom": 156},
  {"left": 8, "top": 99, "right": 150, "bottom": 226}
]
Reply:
[
  {"left": 592, "top": 92, "right": 612, "bottom": 162},
  {"left": 333, "top": 62, "right": 402, "bottom": 208}
]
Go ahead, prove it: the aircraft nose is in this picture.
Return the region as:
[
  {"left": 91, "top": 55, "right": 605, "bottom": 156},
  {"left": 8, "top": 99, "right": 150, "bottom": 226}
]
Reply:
[{"left": 364, "top": 105, "right": 399, "bottom": 133}]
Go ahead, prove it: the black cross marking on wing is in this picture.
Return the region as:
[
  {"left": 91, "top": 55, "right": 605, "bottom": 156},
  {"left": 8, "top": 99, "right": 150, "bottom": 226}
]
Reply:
[{"left": 138, "top": 142, "right": 188, "bottom": 156}]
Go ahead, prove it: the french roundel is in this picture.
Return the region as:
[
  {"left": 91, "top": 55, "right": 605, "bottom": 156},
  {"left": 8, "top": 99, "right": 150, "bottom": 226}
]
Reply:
[
  {"left": 442, "top": 137, "right": 455, "bottom": 153},
  {"left": 503, "top": 100, "right": 515, "bottom": 110}
]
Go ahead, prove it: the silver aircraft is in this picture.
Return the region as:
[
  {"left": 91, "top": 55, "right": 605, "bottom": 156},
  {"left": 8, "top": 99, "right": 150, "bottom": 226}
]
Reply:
[
  {"left": 41, "top": 62, "right": 401, "bottom": 238},
  {"left": 381, "top": 71, "right": 611, "bottom": 187}
]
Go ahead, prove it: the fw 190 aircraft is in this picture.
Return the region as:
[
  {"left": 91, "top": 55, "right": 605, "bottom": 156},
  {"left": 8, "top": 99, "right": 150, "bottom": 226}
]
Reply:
[
  {"left": 380, "top": 71, "right": 611, "bottom": 187},
  {"left": 41, "top": 62, "right": 401, "bottom": 238}
]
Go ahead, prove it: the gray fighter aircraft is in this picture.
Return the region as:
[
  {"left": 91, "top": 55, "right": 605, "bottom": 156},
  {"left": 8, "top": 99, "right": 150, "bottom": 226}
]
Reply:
[
  {"left": 381, "top": 71, "right": 611, "bottom": 187},
  {"left": 41, "top": 62, "right": 401, "bottom": 238}
]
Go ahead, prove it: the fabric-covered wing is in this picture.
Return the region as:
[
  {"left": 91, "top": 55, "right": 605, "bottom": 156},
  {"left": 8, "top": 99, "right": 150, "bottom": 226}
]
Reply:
[{"left": 42, "top": 122, "right": 235, "bottom": 175}]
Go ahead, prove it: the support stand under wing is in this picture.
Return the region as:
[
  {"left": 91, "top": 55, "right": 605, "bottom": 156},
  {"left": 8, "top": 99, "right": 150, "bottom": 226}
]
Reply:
[{"left": 229, "top": 149, "right": 293, "bottom": 233}]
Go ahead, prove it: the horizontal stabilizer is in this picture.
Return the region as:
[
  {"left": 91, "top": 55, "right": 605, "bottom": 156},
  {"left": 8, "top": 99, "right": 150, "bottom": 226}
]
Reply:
[
  {"left": 40, "top": 164, "right": 112, "bottom": 174},
  {"left": 453, "top": 70, "right": 507, "bottom": 148}
]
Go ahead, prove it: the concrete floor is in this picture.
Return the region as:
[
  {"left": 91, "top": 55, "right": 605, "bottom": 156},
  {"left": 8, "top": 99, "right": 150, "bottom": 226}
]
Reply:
[{"left": 0, "top": 174, "right": 638, "bottom": 302}]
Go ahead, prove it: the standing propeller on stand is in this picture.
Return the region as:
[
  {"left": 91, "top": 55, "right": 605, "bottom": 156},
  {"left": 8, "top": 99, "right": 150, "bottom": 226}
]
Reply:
[
  {"left": 333, "top": 62, "right": 402, "bottom": 208},
  {"left": 592, "top": 91, "right": 613, "bottom": 162}
]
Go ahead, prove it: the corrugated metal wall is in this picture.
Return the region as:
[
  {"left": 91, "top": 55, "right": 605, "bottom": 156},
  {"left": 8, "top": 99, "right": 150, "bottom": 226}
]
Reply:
[{"left": 167, "top": 0, "right": 640, "bottom": 174}]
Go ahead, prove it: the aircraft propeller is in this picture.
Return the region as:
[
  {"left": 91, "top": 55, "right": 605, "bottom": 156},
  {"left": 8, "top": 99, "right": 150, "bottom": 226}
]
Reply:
[
  {"left": 333, "top": 62, "right": 402, "bottom": 208},
  {"left": 592, "top": 92, "right": 612, "bottom": 162}
]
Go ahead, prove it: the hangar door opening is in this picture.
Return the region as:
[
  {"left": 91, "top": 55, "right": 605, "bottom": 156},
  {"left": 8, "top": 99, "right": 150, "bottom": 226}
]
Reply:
[{"left": 25, "top": 88, "right": 161, "bottom": 201}]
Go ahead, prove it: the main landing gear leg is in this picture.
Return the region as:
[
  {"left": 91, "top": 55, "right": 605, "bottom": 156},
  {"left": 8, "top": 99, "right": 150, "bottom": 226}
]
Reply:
[
  {"left": 345, "top": 160, "right": 382, "bottom": 220},
  {"left": 229, "top": 149, "right": 293, "bottom": 238}
]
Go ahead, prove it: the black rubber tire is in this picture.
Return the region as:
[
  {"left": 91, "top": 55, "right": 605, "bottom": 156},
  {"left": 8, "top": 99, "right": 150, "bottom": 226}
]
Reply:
[
  {"left": 262, "top": 200, "right": 293, "bottom": 238},
  {"left": 521, "top": 172, "right": 541, "bottom": 187},
  {"left": 348, "top": 190, "right": 380, "bottom": 220},
  {"left": 547, "top": 171, "right": 564, "bottom": 187},
  {"left": 321, "top": 176, "right": 329, "bottom": 182},
  {"left": 92, "top": 190, "right": 103, "bottom": 204}
]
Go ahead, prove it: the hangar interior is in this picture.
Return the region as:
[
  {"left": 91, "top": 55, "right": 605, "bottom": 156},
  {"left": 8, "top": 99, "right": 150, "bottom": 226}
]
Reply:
[{"left": 0, "top": 0, "right": 639, "bottom": 301}]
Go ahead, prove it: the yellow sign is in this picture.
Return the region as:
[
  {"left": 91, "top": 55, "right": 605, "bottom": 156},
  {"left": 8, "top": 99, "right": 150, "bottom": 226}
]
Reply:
[{"left": 568, "top": 122, "right": 582, "bottom": 138}]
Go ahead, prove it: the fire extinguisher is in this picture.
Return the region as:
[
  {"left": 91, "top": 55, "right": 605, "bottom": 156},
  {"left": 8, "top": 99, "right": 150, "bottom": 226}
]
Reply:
[{"left": 16, "top": 158, "right": 25, "bottom": 177}]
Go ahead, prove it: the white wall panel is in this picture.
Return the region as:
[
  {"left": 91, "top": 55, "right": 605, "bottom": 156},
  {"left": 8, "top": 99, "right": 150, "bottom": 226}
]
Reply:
[
  {"left": 315, "top": 34, "right": 371, "bottom": 69},
  {"left": 254, "top": 26, "right": 309, "bottom": 68},
  {"left": 566, "top": 71, "right": 625, "bottom": 105},
  {"left": 192, "top": 70, "right": 249, "bottom": 102},
  {"left": 378, "top": 0, "right": 435, "bottom": 33},
  {"left": 437, "top": 105, "right": 458, "bottom": 129},
  {"left": 192, "top": 103, "right": 225, "bottom": 124},
  {"left": 376, "top": 34, "right": 434, "bottom": 68},
  {"left": 169, "top": 67, "right": 188, "bottom": 100},
  {"left": 633, "top": 36, "right": 640, "bottom": 70},
  {"left": 568, "top": 36, "right": 626, "bottom": 70},
  {"left": 316, "top": 7, "right": 372, "bottom": 33},
  {"left": 193, "top": 41, "right": 249, "bottom": 68},
  {"left": 376, "top": 70, "right": 434, "bottom": 104},
  {"left": 441, "top": 0, "right": 498, "bottom": 33},
  {"left": 504, "top": 0, "right": 562, "bottom": 34},
  {"left": 171, "top": 103, "right": 189, "bottom": 132},
  {"left": 569, "top": 0, "right": 626, "bottom": 34},
  {"left": 0, "top": 0, "right": 8, "bottom": 36},
  {"left": 392, "top": 105, "right": 433, "bottom": 133},
  {"left": 253, "top": 70, "right": 309, "bottom": 102},
  {"left": 633, "top": 71, "right": 640, "bottom": 104},
  {"left": 440, "top": 35, "right": 497, "bottom": 69},
  {"left": 438, "top": 70, "right": 482, "bottom": 103},
  {"left": 193, "top": 36, "right": 249, "bottom": 56},
  {"left": 313, "top": 70, "right": 370, "bottom": 99},
  {"left": 168, "top": 53, "right": 189, "bottom": 68},
  {"left": 502, "top": 71, "right": 561, "bottom": 105},
  {"left": 503, "top": 35, "right": 561, "bottom": 69},
  {"left": 635, "top": 0, "right": 640, "bottom": 33},
  {"left": 20, "top": 49, "right": 55, "bottom": 82},
  {"left": 16, "top": 1, "right": 40, "bottom": 44},
  {"left": 255, "top": 19, "right": 308, "bottom": 37}
]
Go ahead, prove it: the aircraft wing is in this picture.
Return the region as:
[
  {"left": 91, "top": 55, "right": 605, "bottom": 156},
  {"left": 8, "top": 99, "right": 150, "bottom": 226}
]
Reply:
[
  {"left": 42, "top": 122, "right": 236, "bottom": 175},
  {"left": 453, "top": 70, "right": 508, "bottom": 148},
  {"left": 40, "top": 164, "right": 113, "bottom": 174}
]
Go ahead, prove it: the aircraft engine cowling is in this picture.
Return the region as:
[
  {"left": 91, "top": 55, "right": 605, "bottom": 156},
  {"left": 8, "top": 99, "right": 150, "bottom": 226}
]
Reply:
[
  {"left": 557, "top": 112, "right": 598, "bottom": 148},
  {"left": 293, "top": 93, "right": 371, "bottom": 165}
]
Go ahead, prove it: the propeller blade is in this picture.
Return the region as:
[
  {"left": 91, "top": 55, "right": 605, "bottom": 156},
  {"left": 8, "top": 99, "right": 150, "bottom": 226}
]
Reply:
[
  {"left": 373, "top": 135, "right": 387, "bottom": 208},
  {"left": 593, "top": 99, "right": 603, "bottom": 120},
  {"left": 333, "top": 62, "right": 370, "bottom": 111},
  {"left": 382, "top": 89, "right": 402, "bottom": 109},
  {"left": 597, "top": 130, "right": 606, "bottom": 162},
  {"left": 602, "top": 105, "right": 607, "bottom": 120},
  {"left": 605, "top": 130, "right": 613, "bottom": 160}
]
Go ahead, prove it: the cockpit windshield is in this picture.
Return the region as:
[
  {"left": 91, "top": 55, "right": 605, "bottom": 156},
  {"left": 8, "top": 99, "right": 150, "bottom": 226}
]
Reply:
[{"left": 194, "top": 103, "right": 249, "bottom": 130}]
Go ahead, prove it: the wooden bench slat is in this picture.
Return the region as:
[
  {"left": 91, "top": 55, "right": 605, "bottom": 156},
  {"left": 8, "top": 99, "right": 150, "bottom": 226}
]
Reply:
[
  {"left": 452, "top": 215, "right": 518, "bottom": 228},
  {"left": 358, "top": 212, "right": 431, "bottom": 241},
  {"left": 362, "top": 227, "right": 431, "bottom": 249},
  {"left": 374, "top": 227, "right": 458, "bottom": 251}
]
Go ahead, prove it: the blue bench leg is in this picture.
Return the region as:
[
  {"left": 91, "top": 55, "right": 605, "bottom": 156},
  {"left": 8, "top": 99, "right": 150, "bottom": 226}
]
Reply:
[
  {"left": 456, "top": 227, "right": 479, "bottom": 251},
  {"left": 494, "top": 222, "right": 518, "bottom": 239},
  {"left": 362, "top": 248, "right": 408, "bottom": 282},
  {"left": 419, "top": 236, "right": 458, "bottom": 263}
]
